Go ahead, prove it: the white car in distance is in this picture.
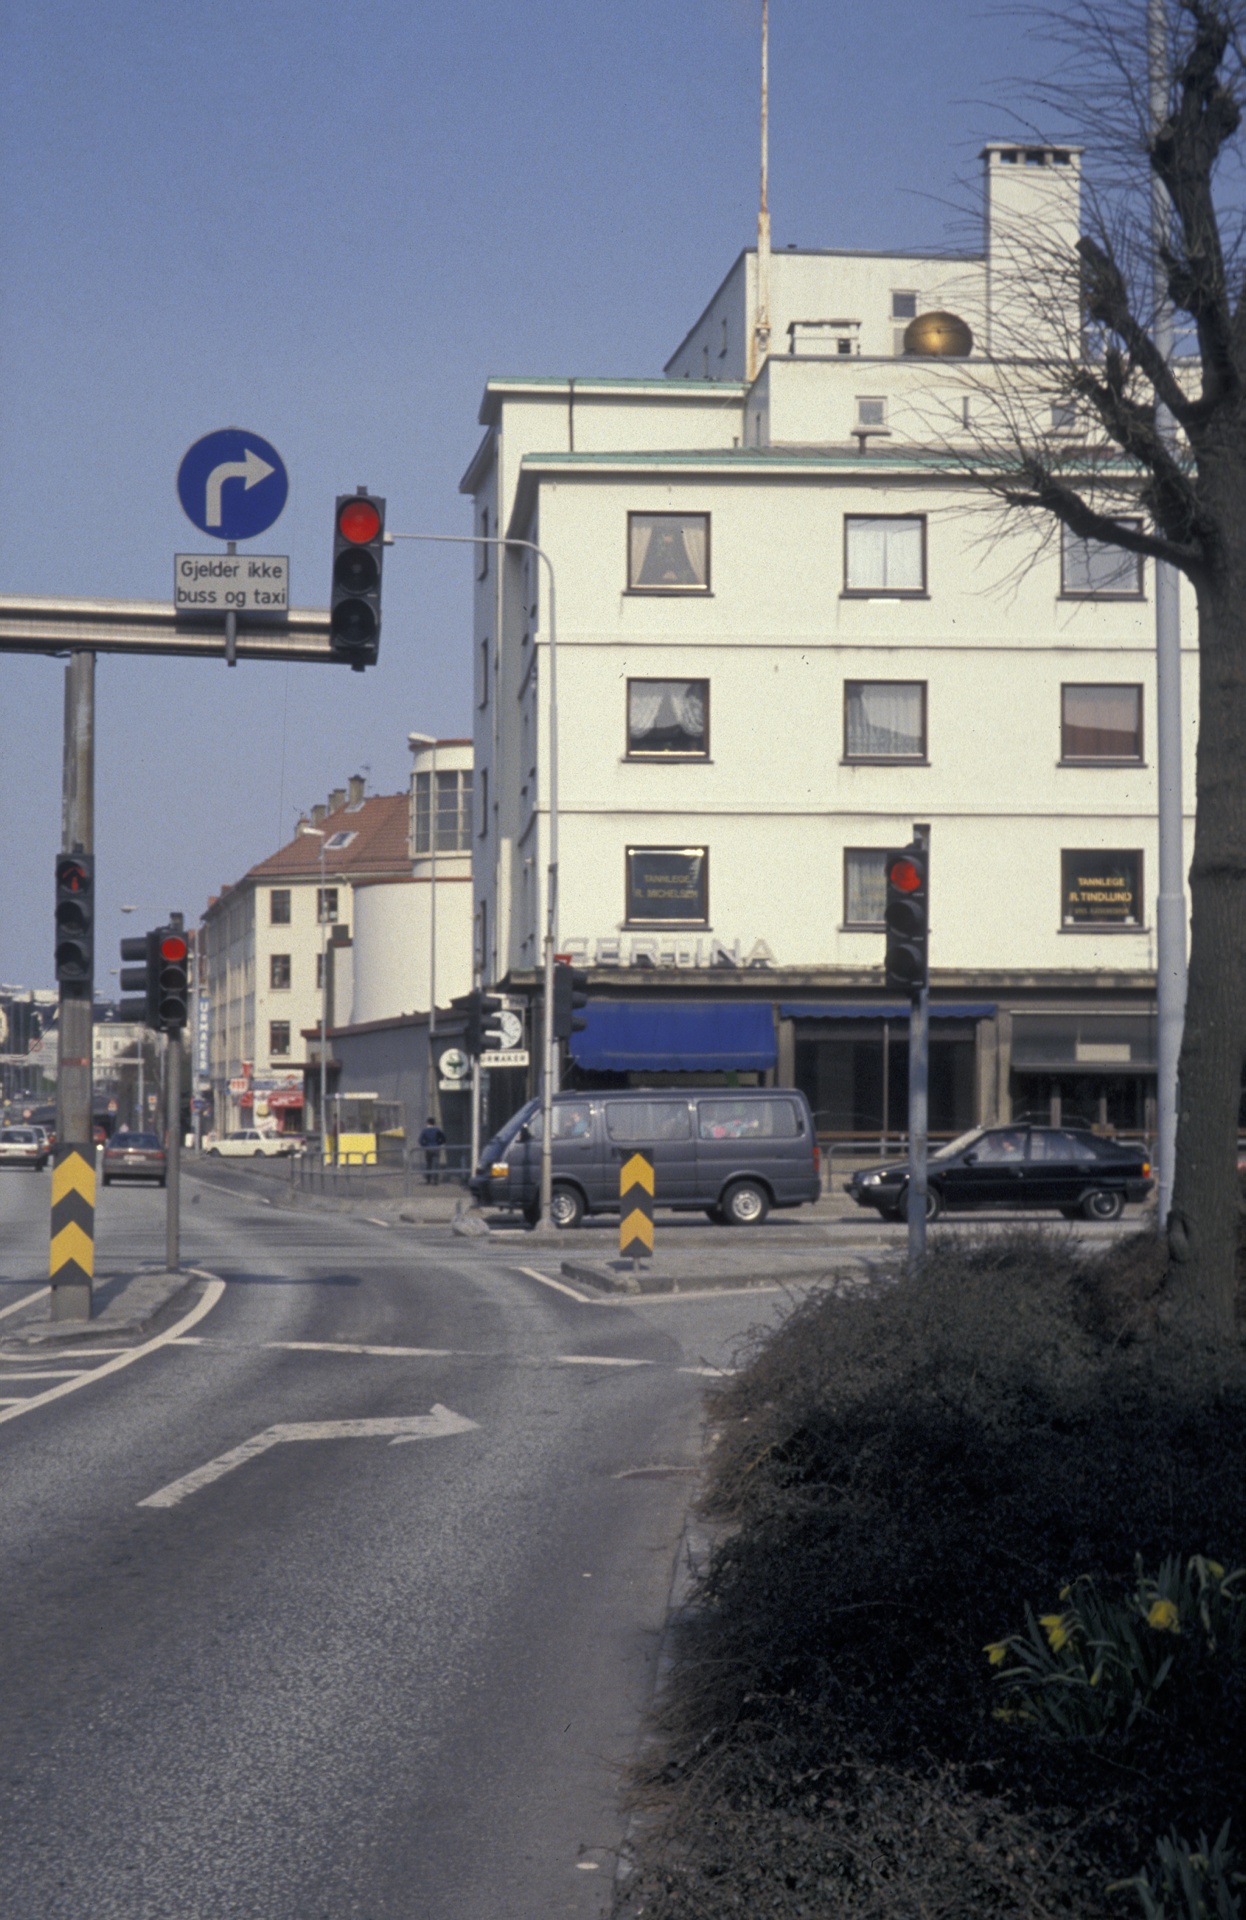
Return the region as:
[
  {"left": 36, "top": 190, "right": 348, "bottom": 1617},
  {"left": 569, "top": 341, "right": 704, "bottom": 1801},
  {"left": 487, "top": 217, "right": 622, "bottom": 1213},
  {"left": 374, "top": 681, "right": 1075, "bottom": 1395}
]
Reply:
[{"left": 205, "top": 1129, "right": 291, "bottom": 1159}]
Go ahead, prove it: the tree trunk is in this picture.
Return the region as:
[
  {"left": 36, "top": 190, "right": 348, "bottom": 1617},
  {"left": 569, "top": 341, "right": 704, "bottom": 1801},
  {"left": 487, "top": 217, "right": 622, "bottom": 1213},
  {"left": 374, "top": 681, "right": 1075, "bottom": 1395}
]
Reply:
[{"left": 1168, "top": 552, "right": 1246, "bottom": 1340}]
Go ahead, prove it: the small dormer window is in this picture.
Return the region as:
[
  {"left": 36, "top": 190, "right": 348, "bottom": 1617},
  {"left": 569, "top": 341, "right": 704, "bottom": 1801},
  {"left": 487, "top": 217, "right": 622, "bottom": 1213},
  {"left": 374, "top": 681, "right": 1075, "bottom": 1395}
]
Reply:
[
  {"left": 892, "top": 291, "right": 918, "bottom": 320},
  {"left": 323, "top": 830, "right": 356, "bottom": 852},
  {"left": 856, "top": 397, "right": 887, "bottom": 429}
]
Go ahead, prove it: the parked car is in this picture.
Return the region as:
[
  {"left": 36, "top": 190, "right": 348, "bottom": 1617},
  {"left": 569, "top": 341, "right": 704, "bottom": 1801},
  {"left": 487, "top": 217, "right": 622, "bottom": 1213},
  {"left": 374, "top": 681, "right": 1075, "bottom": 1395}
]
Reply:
[
  {"left": 0, "top": 1126, "right": 49, "bottom": 1171},
  {"left": 844, "top": 1125, "right": 1152, "bottom": 1223},
  {"left": 471, "top": 1087, "right": 821, "bottom": 1228},
  {"left": 206, "top": 1129, "right": 291, "bottom": 1159},
  {"left": 101, "top": 1130, "right": 166, "bottom": 1187}
]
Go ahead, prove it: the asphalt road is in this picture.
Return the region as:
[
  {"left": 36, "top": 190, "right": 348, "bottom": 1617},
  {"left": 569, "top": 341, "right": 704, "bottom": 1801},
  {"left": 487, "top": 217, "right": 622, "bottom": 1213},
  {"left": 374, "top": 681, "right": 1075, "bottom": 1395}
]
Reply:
[{"left": 0, "top": 1164, "right": 791, "bottom": 1920}]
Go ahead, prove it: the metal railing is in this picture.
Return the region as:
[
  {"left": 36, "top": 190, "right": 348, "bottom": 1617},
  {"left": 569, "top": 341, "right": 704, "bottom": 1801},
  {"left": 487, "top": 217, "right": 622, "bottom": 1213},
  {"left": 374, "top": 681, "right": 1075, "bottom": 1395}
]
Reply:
[{"left": 289, "top": 1143, "right": 473, "bottom": 1199}]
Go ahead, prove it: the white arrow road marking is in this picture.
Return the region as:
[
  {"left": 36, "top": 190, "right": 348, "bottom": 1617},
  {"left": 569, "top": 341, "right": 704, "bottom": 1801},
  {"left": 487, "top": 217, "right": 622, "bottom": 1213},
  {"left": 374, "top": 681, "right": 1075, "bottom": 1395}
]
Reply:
[
  {"left": 138, "top": 1404, "right": 479, "bottom": 1509},
  {"left": 204, "top": 447, "right": 275, "bottom": 527}
]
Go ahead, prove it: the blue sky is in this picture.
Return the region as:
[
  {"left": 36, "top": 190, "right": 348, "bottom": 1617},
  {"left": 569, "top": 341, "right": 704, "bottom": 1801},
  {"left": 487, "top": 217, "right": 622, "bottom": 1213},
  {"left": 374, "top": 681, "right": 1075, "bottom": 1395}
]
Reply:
[{"left": 0, "top": 0, "right": 1049, "bottom": 989}]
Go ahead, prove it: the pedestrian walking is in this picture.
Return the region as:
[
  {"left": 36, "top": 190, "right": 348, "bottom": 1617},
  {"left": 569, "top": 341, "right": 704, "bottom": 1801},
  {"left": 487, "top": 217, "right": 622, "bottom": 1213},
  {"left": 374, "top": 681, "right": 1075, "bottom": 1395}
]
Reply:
[{"left": 418, "top": 1116, "right": 446, "bottom": 1184}]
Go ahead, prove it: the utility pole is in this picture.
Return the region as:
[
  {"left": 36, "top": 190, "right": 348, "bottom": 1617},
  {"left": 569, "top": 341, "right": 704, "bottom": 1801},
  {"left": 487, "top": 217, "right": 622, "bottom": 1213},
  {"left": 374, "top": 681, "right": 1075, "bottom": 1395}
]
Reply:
[
  {"left": 750, "top": 0, "right": 772, "bottom": 381},
  {"left": 1149, "top": 0, "right": 1186, "bottom": 1230},
  {"left": 907, "top": 823, "right": 930, "bottom": 1272},
  {"left": 165, "top": 915, "right": 184, "bottom": 1272},
  {"left": 51, "top": 650, "right": 96, "bottom": 1321}
]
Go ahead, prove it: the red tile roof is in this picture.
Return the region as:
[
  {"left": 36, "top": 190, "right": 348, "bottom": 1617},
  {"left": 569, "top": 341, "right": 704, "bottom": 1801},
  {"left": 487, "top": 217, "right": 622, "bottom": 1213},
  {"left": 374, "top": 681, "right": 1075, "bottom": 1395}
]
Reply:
[{"left": 245, "top": 793, "right": 411, "bottom": 884}]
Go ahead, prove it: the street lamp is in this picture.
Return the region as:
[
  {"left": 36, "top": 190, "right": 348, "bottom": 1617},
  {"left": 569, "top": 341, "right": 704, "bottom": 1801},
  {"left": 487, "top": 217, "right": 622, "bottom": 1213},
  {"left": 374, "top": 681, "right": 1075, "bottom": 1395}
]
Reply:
[
  {"left": 408, "top": 732, "right": 440, "bottom": 1131},
  {"left": 299, "top": 824, "right": 329, "bottom": 1163},
  {"left": 389, "top": 531, "right": 559, "bottom": 1224}
]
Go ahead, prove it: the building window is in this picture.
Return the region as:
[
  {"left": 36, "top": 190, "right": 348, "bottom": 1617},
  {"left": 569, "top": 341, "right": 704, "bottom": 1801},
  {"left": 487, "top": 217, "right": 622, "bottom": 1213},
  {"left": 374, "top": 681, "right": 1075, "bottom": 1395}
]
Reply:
[
  {"left": 1061, "top": 521, "right": 1144, "bottom": 597},
  {"left": 269, "top": 1021, "right": 291, "bottom": 1057},
  {"left": 478, "top": 508, "right": 489, "bottom": 578},
  {"left": 316, "top": 953, "right": 325, "bottom": 990},
  {"left": 844, "top": 849, "right": 889, "bottom": 929},
  {"left": 625, "top": 846, "right": 709, "bottom": 926},
  {"left": 627, "top": 679, "right": 709, "bottom": 757},
  {"left": 270, "top": 953, "right": 291, "bottom": 990},
  {"left": 479, "top": 767, "right": 489, "bottom": 838},
  {"left": 892, "top": 291, "right": 918, "bottom": 320},
  {"left": 479, "top": 638, "right": 489, "bottom": 708},
  {"left": 316, "top": 887, "right": 339, "bottom": 925},
  {"left": 627, "top": 513, "right": 710, "bottom": 592},
  {"left": 414, "top": 769, "right": 474, "bottom": 853},
  {"left": 844, "top": 515, "right": 926, "bottom": 595},
  {"left": 1061, "top": 850, "right": 1144, "bottom": 927},
  {"left": 1061, "top": 685, "right": 1143, "bottom": 761},
  {"left": 856, "top": 396, "right": 887, "bottom": 429},
  {"left": 323, "top": 830, "right": 356, "bottom": 853},
  {"left": 1051, "top": 401, "right": 1079, "bottom": 433},
  {"left": 270, "top": 889, "right": 291, "bottom": 925},
  {"left": 844, "top": 681, "right": 926, "bottom": 761}
]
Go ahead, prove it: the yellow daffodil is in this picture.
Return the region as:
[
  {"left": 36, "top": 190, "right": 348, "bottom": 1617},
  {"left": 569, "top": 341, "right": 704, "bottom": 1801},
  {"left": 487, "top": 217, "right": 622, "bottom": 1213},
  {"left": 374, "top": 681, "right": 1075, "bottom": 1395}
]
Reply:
[
  {"left": 1207, "top": 1561, "right": 1225, "bottom": 1580},
  {"left": 1146, "top": 1598, "right": 1180, "bottom": 1633},
  {"left": 984, "top": 1641, "right": 1008, "bottom": 1667},
  {"left": 1040, "top": 1613, "right": 1072, "bottom": 1652}
]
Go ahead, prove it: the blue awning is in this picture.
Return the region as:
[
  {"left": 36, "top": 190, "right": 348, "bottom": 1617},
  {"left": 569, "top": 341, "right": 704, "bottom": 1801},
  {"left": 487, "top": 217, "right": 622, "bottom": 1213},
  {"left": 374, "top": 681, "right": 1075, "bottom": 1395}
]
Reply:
[
  {"left": 780, "top": 1002, "right": 996, "bottom": 1021},
  {"left": 570, "top": 1000, "right": 777, "bottom": 1072}
]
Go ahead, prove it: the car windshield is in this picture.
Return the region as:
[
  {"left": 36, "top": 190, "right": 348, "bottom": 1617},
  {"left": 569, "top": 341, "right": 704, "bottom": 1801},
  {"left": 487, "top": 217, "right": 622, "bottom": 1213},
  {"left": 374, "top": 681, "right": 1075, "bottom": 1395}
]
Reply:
[
  {"left": 113, "top": 1133, "right": 160, "bottom": 1148},
  {"left": 489, "top": 1099, "right": 540, "bottom": 1153},
  {"left": 930, "top": 1128, "right": 985, "bottom": 1163}
]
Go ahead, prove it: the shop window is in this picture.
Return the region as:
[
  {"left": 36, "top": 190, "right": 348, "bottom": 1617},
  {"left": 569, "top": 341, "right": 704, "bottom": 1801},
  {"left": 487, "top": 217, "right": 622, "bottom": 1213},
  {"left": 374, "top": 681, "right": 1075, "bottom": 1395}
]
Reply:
[
  {"left": 627, "top": 680, "right": 709, "bottom": 757},
  {"left": 1061, "top": 684, "right": 1142, "bottom": 761},
  {"left": 270, "top": 889, "right": 291, "bottom": 925},
  {"left": 843, "top": 849, "right": 888, "bottom": 928},
  {"left": 1061, "top": 521, "right": 1143, "bottom": 597},
  {"left": 844, "top": 516, "right": 926, "bottom": 595},
  {"left": 1061, "top": 850, "right": 1144, "bottom": 927},
  {"left": 627, "top": 513, "right": 710, "bottom": 592},
  {"left": 270, "top": 953, "right": 291, "bottom": 989},
  {"left": 625, "top": 847, "right": 708, "bottom": 926},
  {"left": 844, "top": 681, "right": 926, "bottom": 760}
]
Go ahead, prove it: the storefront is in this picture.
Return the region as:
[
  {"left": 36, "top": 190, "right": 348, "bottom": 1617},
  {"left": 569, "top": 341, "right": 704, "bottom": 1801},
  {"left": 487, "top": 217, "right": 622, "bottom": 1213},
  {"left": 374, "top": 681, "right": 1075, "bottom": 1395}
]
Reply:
[
  {"left": 1008, "top": 1011, "right": 1156, "bottom": 1133},
  {"left": 783, "top": 1003, "right": 990, "bottom": 1146}
]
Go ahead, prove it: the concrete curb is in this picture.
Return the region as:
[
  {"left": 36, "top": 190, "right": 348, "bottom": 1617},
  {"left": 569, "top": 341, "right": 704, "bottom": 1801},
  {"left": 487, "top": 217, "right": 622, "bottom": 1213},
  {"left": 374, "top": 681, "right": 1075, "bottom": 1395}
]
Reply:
[{"left": 7, "top": 1266, "right": 214, "bottom": 1346}]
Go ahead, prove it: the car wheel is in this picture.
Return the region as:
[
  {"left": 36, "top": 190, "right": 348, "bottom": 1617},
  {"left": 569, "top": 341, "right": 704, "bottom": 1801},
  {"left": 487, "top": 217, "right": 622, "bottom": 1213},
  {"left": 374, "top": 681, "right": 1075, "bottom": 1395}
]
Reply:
[
  {"left": 924, "top": 1186, "right": 943, "bottom": 1222},
  {"left": 722, "top": 1180, "right": 769, "bottom": 1227},
  {"left": 550, "top": 1183, "right": 585, "bottom": 1230},
  {"left": 1082, "top": 1188, "right": 1125, "bottom": 1223},
  {"left": 208, "top": 1147, "right": 220, "bottom": 1157}
]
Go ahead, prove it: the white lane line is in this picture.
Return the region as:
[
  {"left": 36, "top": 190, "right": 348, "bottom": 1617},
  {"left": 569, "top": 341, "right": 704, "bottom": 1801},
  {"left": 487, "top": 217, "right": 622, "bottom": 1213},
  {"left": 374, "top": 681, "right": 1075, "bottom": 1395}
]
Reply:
[
  {"left": 0, "top": 1371, "right": 89, "bottom": 1382},
  {"left": 0, "top": 1286, "right": 51, "bottom": 1322},
  {"left": 139, "top": 1404, "right": 479, "bottom": 1509},
  {"left": 0, "top": 1398, "right": 27, "bottom": 1406},
  {"left": 271, "top": 1339, "right": 457, "bottom": 1359},
  {"left": 678, "top": 1365, "right": 733, "bottom": 1377},
  {"left": 514, "top": 1265, "right": 596, "bottom": 1303},
  {"left": 0, "top": 1346, "right": 135, "bottom": 1358},
  {"left": 363, "top": 1216, "right": 391, "bottom": 1228},
  {"left": 0, "top": 1278, "right": 226, "bottom": 1430},
  {"left": 554, "top": 1354, "right": 652, "bottom": 1369}
]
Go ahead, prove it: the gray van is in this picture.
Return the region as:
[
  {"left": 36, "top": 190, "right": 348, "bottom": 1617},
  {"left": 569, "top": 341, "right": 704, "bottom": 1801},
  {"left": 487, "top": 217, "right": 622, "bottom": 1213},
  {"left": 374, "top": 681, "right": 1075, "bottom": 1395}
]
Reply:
[{"left": 469, "top": 1087, "right": 821, "bottom": 1228}]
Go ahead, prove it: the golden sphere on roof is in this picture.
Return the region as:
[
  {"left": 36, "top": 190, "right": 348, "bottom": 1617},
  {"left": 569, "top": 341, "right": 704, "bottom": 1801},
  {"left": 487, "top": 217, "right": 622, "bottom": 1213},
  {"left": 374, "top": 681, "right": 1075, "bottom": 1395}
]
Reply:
[{"left": 903, "top": 310, "right": 974, "bottom": 357}]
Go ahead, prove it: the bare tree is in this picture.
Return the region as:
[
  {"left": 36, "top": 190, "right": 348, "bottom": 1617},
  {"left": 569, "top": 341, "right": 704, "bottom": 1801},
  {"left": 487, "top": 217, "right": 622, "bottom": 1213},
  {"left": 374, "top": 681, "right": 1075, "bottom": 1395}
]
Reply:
[{"left": 956, "top": 1, "right": 1246, "bottom": 1336}]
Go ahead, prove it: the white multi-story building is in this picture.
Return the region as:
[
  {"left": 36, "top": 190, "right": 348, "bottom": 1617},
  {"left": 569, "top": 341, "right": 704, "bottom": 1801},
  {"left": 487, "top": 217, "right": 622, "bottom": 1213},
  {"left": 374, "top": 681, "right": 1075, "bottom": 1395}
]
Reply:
[{"left": 462, "top": 142, "right": 1194, "bottom": 1143}]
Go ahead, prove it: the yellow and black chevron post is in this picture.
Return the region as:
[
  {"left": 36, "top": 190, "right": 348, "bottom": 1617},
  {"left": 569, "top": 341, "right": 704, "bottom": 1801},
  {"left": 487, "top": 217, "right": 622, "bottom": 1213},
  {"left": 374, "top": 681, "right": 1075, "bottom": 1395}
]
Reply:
[
  {"left": 50, "top": 1144, "right": 95, "bottom": 1315},
  {"left": 619, "top": 1151, "right": 654, "bottom": 1260}
]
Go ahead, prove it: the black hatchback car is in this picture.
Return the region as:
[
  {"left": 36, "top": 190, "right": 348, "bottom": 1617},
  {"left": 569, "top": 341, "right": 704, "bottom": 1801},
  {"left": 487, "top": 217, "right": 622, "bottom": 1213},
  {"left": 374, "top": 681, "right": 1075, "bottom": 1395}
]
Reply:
[{"left": 845, "top": 1125, "right": 1152, "bottom": 1223}]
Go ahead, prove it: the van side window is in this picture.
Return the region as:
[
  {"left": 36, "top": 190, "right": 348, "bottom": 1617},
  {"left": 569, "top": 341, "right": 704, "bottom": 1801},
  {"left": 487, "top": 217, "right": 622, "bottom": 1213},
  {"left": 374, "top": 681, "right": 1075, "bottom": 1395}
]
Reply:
[
  {"left": 605, "top": 1101, "right": 691, "bottom": 1142},
  {"left": 697, "top": 1099, "right": 800, "bottom": 1140},
  {"left": 554, "top": 1103, "right": 592, "bottom": 1140}
]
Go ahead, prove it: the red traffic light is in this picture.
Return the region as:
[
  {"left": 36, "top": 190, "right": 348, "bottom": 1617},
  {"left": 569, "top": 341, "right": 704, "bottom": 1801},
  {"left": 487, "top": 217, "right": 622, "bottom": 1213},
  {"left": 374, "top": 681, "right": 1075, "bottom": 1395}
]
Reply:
[
  {"left": 887, "top": 856, "right": 923, "bottom": 893},
  {"left": 59, "top": 859, "right": 89, "bottom": 894},
  {"left": 160, "top": 934, "right": 188, "bottom": 963},
  {"left": 338, "top": 499, "right": 382, "bottom": 544}
]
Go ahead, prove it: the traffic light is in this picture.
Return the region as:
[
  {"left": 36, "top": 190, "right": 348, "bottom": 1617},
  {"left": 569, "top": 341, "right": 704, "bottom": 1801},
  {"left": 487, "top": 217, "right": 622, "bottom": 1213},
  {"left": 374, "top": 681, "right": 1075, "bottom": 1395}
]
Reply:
[
  {"left": 330, "top": 488, "right": 385, "bottom": 670},
  {"left": 54, "top": 853, "right": 94, "bottom": 990},
  {"left": 156, "top": 928, "right": 190, "bottom": 1030},
  {"left": 453, "top": 988, "right": 504, "bottom": 1057},
  {"left": 480, "top": 995, "right": 506, "bottom": 1053},
  {"left": 884, "top": 845, "right": 929, "bottom": 993},
  {"left": 118, "top": 930, "right": 158, "bottom": 1026},
  {"left": 118, "top": 925, "right": 190, "bottom": 1030},
  {"left": 552, "top": 964, "right": 589, "bottom": 1042}
]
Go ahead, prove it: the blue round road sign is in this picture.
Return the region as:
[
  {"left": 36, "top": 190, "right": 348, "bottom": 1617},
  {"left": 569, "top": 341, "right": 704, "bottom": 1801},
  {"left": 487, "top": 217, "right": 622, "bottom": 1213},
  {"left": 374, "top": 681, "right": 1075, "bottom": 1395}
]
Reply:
[{"left": 177, "top": 428, "right": 288, "bottom": 541}]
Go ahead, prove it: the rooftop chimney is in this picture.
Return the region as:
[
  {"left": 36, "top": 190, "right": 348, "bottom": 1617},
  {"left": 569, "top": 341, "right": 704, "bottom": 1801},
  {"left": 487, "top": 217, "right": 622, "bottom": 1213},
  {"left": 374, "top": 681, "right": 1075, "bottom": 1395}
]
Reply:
[
  {"left": 296, "top": 813, "right": 310, "bottom": 834},
  {"left": 328, "top": 787, "right": 346, "bottom": 814},
  {"left": 311, "top": 803, "right": 326, "bottom": 827},
  {"left": 348, "top": 774, "right": 365, "bottom": 806}
]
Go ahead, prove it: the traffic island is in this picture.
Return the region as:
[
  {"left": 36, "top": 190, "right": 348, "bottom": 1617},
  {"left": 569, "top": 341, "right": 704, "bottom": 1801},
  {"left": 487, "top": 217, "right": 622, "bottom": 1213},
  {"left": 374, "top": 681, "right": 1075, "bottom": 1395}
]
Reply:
[{"left": 6, "top": 1268, "right": 206, "bottom": 1346}]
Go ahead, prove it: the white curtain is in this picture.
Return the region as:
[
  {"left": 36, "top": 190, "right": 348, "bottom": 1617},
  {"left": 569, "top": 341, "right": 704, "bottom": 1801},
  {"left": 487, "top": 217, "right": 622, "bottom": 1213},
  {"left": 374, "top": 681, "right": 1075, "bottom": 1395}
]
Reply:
[
  {"left": 846, "top": 517, "right": 922, "bottom": 591},
  {"left": 629, "top": 519, "right": 653, "bottom": 583},
  {"left": 680, "top": 518, "right": 707, "bottom": 583},
  {"left": 846, "top": 682, "right": 922, "bottom": 757},
  {"left": 629, "top": 680, "right": 706, "bottom": 748}
]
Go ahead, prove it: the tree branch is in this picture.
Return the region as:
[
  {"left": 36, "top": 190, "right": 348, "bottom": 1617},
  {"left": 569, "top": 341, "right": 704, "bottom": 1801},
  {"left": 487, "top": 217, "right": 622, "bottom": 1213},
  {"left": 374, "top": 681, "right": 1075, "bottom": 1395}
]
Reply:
[{"left": 999, "top": 461, "right": 1204, "bottom": 571}]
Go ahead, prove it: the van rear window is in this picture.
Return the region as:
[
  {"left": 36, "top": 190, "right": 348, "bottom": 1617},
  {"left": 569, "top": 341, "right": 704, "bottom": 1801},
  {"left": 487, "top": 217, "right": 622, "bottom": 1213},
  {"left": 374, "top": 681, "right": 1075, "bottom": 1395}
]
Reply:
[
  {"left": 697, "top": 1099, "right": 800, "bottom": 1140},
  {"left": 605, "top": 1101, "right": 691, "bottom": 1142}
]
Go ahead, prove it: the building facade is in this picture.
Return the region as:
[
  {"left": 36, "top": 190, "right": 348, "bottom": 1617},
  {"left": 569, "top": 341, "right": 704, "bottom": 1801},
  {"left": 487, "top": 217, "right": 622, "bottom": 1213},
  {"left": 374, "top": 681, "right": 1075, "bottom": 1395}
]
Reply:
[{"left": 462, "top": 143, "right": 1194, "bottom": 1144}]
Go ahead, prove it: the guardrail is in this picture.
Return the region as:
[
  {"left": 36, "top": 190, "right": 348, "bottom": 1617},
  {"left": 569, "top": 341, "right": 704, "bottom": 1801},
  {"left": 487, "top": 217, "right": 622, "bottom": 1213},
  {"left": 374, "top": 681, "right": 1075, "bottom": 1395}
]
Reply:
[{"left": 289, "top": 1144, "right": 473, "bottom": 1199}]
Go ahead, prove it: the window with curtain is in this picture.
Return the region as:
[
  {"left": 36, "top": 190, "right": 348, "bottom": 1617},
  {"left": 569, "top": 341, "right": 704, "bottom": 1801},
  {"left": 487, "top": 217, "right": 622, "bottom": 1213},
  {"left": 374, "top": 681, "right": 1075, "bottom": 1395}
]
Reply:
[
  {"left": 844, "top": 516, "right": 925, "bottom": 594},
  {"left": 627, "top": 679, "right": 709, "bottom": 756},
  {"left": 1061, "top": 520, "right": 1143, "bottom": 596},
  {"left": 844, "top": 849, "right": 889, "bottom": 928},
  {"left": 1061, "top": 685, "right": 1143, "bottom": 760},
  {"left": 628, "top": 513, "right": 710, "bottom": 591},
  {"left": 844, "top": 681, "right": 926, "bottom": 760}
]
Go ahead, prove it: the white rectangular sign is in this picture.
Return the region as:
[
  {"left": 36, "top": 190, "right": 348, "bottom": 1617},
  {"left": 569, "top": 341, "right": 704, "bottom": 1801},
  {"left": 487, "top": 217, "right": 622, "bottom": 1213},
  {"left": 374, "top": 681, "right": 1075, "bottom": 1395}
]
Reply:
[
  {"left": 175, "top": 554, "right": 289, "bottom": 612},
  {"left": 482, "top": 1049, "right": 529, "bottom": 1069}
]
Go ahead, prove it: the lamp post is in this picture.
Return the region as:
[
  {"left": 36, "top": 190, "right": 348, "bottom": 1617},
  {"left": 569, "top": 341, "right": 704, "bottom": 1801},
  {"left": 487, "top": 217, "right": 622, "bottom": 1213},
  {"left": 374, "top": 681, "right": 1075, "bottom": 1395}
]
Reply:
[
  {"left": 389, "top": 530, "right": 559, "bottom": 1224},
  {"left": 408, "top": 732, "right": 441, "bottom": 1129},
  {"left": 299, "top": 825, "right": 329, "bottom": 1162}
]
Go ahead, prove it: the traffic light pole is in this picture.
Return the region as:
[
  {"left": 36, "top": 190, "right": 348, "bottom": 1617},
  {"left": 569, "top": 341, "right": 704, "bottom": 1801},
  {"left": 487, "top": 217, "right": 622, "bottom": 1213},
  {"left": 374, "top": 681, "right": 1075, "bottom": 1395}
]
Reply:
[
  {"left": 53, "top": 650, "right": 96, "bottom": 1321},
  {"left": 906, "top": 823, "right": 930, "bottom": 1273},
  {"left": 166, "top": 1026, "right": 181, "bottom": 1271}
]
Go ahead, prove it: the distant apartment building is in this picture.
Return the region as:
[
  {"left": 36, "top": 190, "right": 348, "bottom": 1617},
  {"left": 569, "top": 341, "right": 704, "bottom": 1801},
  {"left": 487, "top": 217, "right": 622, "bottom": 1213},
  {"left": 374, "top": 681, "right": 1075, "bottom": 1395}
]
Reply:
[{"left": 462, "top": 142, "right": 1193, "bottom": 1141}]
